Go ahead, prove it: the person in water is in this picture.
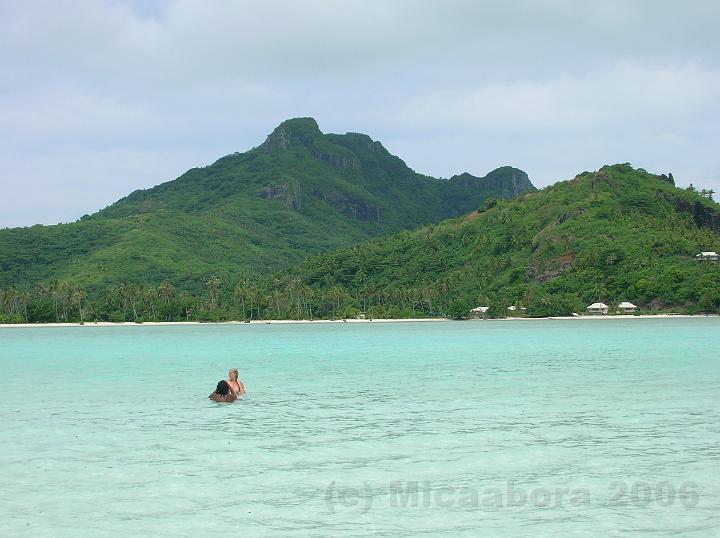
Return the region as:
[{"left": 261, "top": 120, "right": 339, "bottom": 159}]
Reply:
[
  {"left": 227, "top": 368, "right": 245, "bottom": 396},
  {"left": 209, "top": 380, "right": 237, "bottom": 403}
]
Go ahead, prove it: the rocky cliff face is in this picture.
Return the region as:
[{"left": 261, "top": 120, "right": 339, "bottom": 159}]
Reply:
[
  {"left": 258, "top": 183, "right": 302, "bottom": 210},
  {"left": 449, "top": 167, "right": 536, "bottom": 198},
  {"left": 260, "top": 126, "right": 292, "bottom": 151},
  {"left": 258, "top": 117, "right": 322, "bottom": 153},
  {"left": 259, "top": 118, "right": 360, "bottom": 170},
  {"left": 665, "top": 193, "right": 720, "bottom": 232},
  {"left": 254, "top": 119, "right": 536, "bottom": 222},
  {"left": 310, "top": 188, "right": 382, "bottom": 221},
  {"left": 310, "top": 147, "right": 359, "bottom": 170}
]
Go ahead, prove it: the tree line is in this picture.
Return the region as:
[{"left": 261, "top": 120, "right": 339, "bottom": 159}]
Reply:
[
  {"left": 3, "top": 166, "right": 719, "bottom": 324},
  {"left": 3, "top": 265, "right": 718, "bottom": 325},
  {"left": 0, "top": 275, "right": 462, "bottom": 324}
]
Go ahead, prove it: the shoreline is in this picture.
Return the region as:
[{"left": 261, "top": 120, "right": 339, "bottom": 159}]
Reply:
[{"left": 1, "top": 314, "right": 717, "bottom": 328}]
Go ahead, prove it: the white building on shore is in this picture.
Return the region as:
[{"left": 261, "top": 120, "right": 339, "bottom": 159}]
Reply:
[
  {"left": 471, "top": 306, "right": 490, "bottom": 319},
  {"left": 586, "top": 302, "right": 609, "bottom": 315},
  {"left": 696, "top": 251, "right": 719, "bottom": 261},
  {"left": 617, "top": 301, "right": 637, "bottom": 314}
]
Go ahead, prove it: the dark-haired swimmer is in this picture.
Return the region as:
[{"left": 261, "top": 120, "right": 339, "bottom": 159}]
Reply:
[{"left": 209, "top": 380, "right": 237, "bottom": 403}]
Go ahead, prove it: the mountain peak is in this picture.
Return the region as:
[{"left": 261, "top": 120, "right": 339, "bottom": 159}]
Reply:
[
  {"left": 449, "top": 167, "right": 536, "bottom": 196},
  {"left": 259, "top": 117, "right": 322, "bottom": 152},
  {"left": 485, "top": 166, "right": 529, "bottom": 179}
]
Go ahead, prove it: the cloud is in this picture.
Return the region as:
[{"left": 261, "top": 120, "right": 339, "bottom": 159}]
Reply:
[
  {"left": 1, "top": 0, "right": 719, "bottom": 226},
  {"left": 389, "top": 62, "right": 720, "bottom": 130},
  {"left": 0, "top": 144, "right": 214, "bottom": 228}
]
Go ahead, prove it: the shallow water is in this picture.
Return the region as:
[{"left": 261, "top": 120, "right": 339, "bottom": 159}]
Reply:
[{"left": 1, "top": 319, "right": 719, "bottom": 537}]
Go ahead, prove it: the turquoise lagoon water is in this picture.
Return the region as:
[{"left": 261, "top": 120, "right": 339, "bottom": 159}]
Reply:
[{"left": 0, "top": 318, "right": 719, "bottom": 537}]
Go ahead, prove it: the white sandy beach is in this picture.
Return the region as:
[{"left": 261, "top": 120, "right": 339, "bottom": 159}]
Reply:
[
  {"left": 0, "top": 318, "right": 446, "bottom": 328},
  {"left": 1, "top": 314, "right": 716, "bottom": 328}
]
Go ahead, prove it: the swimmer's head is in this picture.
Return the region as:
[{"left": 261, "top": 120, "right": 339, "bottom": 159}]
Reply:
[
  {"left": 216, "top": 380, "right": 230, "bottom": 395},
  {"left": 228, "top": 368, "right": 238, "bottom": 381}
]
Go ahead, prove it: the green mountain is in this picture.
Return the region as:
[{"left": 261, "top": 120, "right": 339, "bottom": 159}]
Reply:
[
  {"left": 291, "top": 164, "right": 720, "bottom": 317},
  {"left": 0, "top": 118, "right": 534, "bottom": 294},
  {"left": 3, "top": 163, "right": 718, "bottom": 323}
]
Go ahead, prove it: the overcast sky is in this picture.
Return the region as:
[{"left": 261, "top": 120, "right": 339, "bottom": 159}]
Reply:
[{"left": 1, "top": 0, "right": 719, "bottom": 227}]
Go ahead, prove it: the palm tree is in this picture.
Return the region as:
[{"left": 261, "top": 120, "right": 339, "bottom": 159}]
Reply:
[
  {"left": 4, "top": 287, "right": 19, "bottom": 316},
  {"left": 271, "top": 278, "right": 284, "bottom": 318},
  {"left": 19, "top": 290, "right": 30, "bottom": 320},
  {"left": 247, "top": 284, "right": 261, "bottom": 320},
  {"left": 56, "top": 281, "right": 72, "bottom": 322},
  {"left": 297, "top": 284, "right": 314, "bottom": 319},
  {"left": 234, "top": 278, "right": 248, "bottom": 318},
  {"left": 327, "top": 286, "right": 343, "bottom": 318},
  {"left": 592, "top": 282, "right": 609, "bottom": 303},
  {"left": 36, "top": 282, "right": 49, "bottom": 301},
  {"left": 119, "top": 282, "right": 140, "bottom": 322},
  {"left": 143, "top": 287, "right": 158, "bottom": 320},
  {"left": 157, "top": 282, "right": 175, "bottom": 304},
  {"left": 207, "top": 275, "right": 220, "bottom": 311},
  {"left": 70, "top": 287, "right": 87, "bottom": 323},
  {"left": 106, "top": 285, "right": 125, "bottom": 320},
  {"left": 0, "top": 288, "right": 7, "bottom": 316},
  {"left": 48, "top": 280, "right": 61, "bottom": 321},
  {"left": 287, "top": 277, "right": 301, "bottom": 316}
]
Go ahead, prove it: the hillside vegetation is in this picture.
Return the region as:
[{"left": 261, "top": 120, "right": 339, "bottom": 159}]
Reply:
[
  {"left": 0, "top": 118, "right": 533, "bottom": 294},
  {"left": 292, "top": 164, "right": 720, "bottom": 318},
  {"left": 2, "top": 164, "right": 718, "bottom": 323}
]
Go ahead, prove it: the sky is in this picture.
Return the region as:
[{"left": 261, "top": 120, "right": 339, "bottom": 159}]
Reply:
[{"left": 1, "top": 0, "right": 719, "bottom": 228}]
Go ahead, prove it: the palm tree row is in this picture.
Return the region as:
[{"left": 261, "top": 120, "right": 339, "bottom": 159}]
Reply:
[{"left": 0, "top": 274, "right": 460, "bottom": 323}]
